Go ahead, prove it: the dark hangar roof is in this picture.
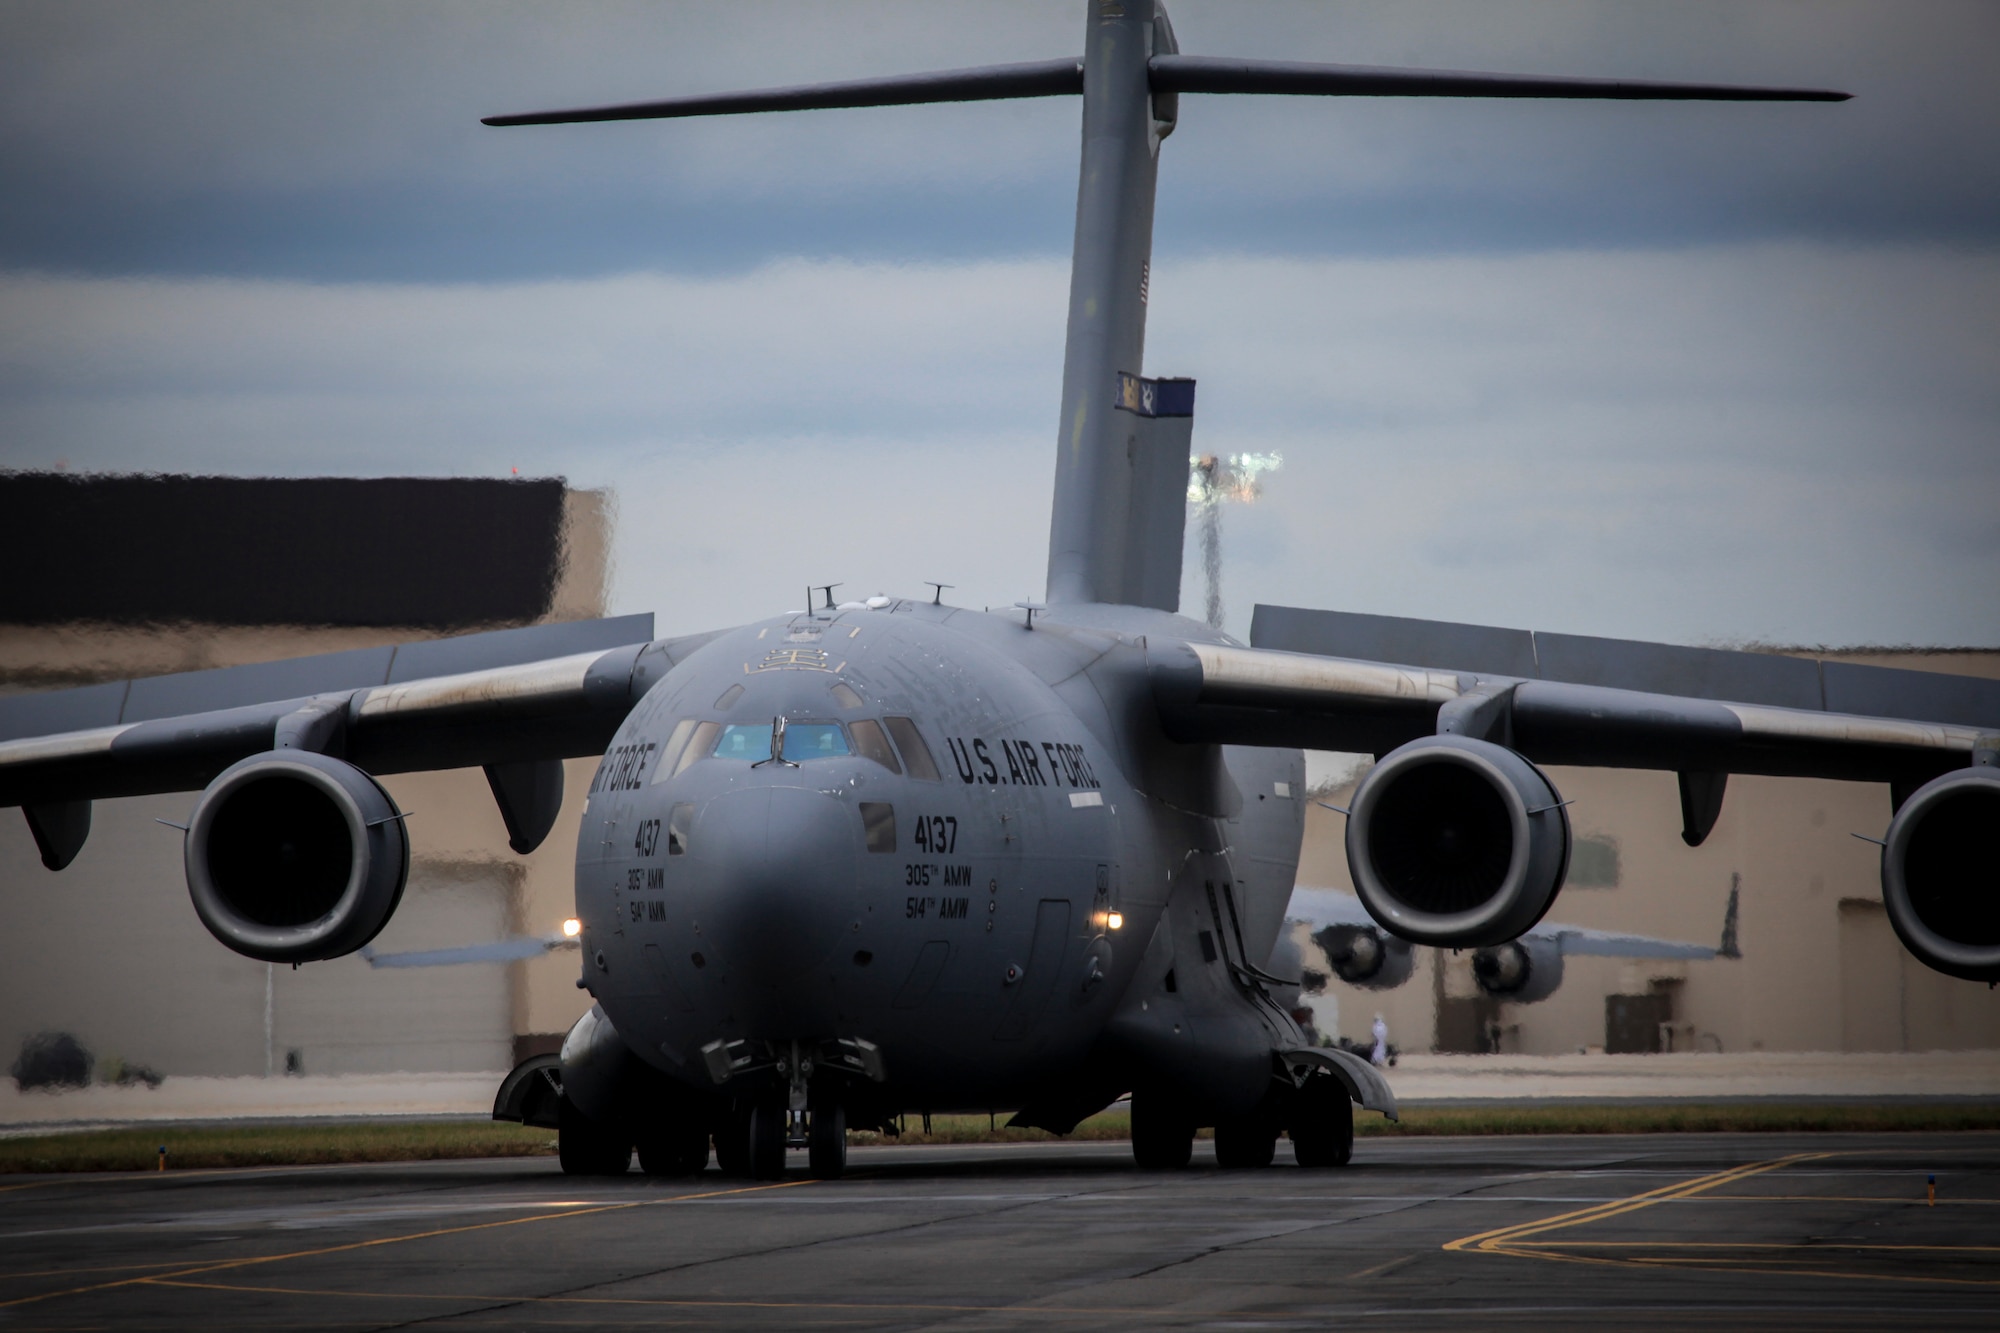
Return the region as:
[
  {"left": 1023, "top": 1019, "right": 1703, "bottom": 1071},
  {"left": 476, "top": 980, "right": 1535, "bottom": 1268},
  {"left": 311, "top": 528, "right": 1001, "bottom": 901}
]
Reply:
[{"left": 1, "top": 474, "right": 570, "bottom": 629}]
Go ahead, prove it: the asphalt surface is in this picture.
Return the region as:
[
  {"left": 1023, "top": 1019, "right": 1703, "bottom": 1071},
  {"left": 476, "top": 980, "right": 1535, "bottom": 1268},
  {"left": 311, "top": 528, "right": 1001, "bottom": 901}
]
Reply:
[{"left": 2, "top": 1133, "right": 1996, "bottom": 1330}]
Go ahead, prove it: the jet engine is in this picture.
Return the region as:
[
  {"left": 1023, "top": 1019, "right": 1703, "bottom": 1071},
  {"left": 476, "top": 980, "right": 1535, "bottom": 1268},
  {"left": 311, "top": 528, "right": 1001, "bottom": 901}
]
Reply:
[
  {"left": 1345, "top": 735, "right": 1571, "bottom": 948},
  {"left": 1311, "top": 923, "right": 1416, "bottom": 990},
  {"left": 1881, "top": 766, "right": 2000, "bottom": 983},
  {"left": 1470, "top": 935, "right": 1565, "bottom": 1004},
  {"left": 183, "top": 750, "right": 409, "bottom": 963}
]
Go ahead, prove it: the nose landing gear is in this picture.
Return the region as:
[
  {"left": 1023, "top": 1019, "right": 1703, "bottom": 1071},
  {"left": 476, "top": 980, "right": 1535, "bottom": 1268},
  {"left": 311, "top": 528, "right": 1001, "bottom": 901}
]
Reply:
[
  {"left": 717, "top": 1040, "right": 851, "bottom": 1180},
  {"left": 807, "top": 1091, "right": 847, "bottom": 1179}
]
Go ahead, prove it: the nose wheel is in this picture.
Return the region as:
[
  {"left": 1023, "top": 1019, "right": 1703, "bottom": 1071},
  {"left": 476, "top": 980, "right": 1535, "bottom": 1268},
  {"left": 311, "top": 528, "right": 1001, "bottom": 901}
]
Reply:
[
  {"left": 747, "top": 1101, "right": 788, "bottom": 1178},
  {"left": 807, "top": 1094, "right": 847, "bottom": 1179}
]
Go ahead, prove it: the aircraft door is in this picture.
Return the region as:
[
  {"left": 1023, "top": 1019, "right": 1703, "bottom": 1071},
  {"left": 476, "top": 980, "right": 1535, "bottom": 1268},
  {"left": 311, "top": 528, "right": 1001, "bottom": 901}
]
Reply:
[{"left": 993, "top": 899, "right": 1071, "bottom": 1040}]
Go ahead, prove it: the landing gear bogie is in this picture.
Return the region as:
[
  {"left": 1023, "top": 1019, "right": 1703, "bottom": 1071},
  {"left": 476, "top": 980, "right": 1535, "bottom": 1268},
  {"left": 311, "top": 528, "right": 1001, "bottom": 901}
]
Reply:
[
  {"left": 1130, "top": 1093, "right": 1195, "bottom": 1170},
  {"left": 1212, "top": 1110, "right": 1279, "bottom": 1169},
  {"left": 557, "top": 1096, "right": 633, "bottom": 1176},
  {"left": 1289, "top": 1073, "right": 1355, "bottom": 1168}
]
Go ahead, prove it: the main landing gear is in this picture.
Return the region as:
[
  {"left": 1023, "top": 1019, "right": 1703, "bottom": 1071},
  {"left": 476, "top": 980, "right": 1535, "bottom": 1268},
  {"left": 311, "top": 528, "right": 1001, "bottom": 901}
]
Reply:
[{"left": 1127, "top": 1074, "right": 1355, "bottom": 1171}]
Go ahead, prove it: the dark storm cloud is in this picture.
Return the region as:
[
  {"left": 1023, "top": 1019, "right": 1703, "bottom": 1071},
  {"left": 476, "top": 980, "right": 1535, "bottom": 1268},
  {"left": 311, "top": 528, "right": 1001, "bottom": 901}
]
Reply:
[{"left": 0, "top": 1, "right": 1994, "bottom": 281}]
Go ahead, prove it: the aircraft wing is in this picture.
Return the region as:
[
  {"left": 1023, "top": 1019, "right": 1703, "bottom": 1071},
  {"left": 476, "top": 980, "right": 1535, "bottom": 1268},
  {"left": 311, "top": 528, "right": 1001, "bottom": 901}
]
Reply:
[
  {"left": 0, "top": 614, "right": 721, "bottom": 865},
  {"left": 1151, "top": 604, "right": 1999, "bottom": 822},
  {"left": 362, "top": 934, "right": 579, "bottom": 968},
  {"left": 1201, "top": 606, "right": 1996, "bottom": 981},
  {"left": 1287, "top": 887, "right": 1714, "bottom": 960},
  {"left": 1286, "top": 885, "right": 1378, "bottom": 929},
  {"left": 1543, "top": 927, "right": 1714, "bottom": 961}
]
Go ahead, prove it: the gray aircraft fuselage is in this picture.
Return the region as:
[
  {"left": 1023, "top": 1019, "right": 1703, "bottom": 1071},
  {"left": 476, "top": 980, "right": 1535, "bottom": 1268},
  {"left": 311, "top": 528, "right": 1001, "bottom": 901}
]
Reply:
[{"left": 578, "top": 599, "right": 1302, "bottom": 1113}]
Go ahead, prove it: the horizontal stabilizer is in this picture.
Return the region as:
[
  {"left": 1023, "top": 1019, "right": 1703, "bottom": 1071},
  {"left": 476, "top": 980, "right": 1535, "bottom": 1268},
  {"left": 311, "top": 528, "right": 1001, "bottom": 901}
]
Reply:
[
  {"left": 484, "top": 58, "right": 1084, "bottom": 126},
  {"left": 1149, "top": 55, "right": 1849, "bottom": 102}
]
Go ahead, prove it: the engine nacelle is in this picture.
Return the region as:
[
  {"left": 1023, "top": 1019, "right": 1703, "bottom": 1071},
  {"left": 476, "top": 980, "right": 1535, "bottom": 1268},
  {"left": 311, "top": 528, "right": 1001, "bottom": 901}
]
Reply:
[
  {"left": 1881, "top": 766, "right": 2000, "bottom": 983},
  {"left": 184, "top": 750, "right": 409, "bottom": 963},
  {"left": 1346, "top": 735, "right": 1572, "bottom": 948},
  {"left": 1311, "top": 923, "right": 1416, "bottom": 990},
  {"left": 1471, "top": 935, "right": 1566, "bottom": 1004}
]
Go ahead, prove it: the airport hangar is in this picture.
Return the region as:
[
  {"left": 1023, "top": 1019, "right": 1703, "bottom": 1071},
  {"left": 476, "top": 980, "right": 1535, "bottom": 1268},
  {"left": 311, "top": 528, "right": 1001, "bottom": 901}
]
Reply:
[{"left": 1, "top": 472, "right": 1994, "bottom": 1083}]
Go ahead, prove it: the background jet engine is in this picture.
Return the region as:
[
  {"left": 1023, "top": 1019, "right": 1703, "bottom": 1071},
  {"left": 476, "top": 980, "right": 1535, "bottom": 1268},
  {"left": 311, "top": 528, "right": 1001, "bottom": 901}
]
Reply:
[
  {"left": 1345, "top": 735, "right": 1571, "bottom": 948},
  {"left": 1311, "top": 923, "right": 1416, "bottom": 990},
  {"left": 1881, "top": 766, "right": 2000, "bottom": 983},
  {"left": 1471, "top": 934, "right": 1566, "bottom": 1004},
  {"left": 183, "top": 750, "right": 409, "bottom": 963}
]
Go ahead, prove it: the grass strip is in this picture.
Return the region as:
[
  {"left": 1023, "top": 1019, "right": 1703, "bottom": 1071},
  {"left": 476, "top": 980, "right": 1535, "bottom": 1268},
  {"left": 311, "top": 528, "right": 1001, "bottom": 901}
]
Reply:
[
  {"left": 853, "top": 1101, "right": 2000, "bottom": 1147},
  {"left": 1354, "top": 1102, "right": 2000, "bottom": 1137},
  {"left": 7, "top": 1102, "right": 1997, "bottom": 1173},
  {"left": 0, "top": 1120, "right": 556, "bottom": 1174}
]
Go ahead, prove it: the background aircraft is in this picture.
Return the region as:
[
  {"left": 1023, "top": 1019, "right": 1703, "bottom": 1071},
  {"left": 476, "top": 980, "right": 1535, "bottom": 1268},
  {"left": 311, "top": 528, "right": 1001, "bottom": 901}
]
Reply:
[
  {"left": 1282, "top": 884, "right": 1729, "bottom": 1010},
  {"left": 2, "top": 2, "right": 1992, "bottom": 1182}
]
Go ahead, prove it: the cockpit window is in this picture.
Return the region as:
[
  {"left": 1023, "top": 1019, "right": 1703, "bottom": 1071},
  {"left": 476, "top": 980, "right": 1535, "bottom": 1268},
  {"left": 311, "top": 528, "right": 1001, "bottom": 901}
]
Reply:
[
  {"left": 849, "top": 719, "right": 901, "bottom": 774},
  {"left": 884, "top": 716, "right": 941, "bottom": 782},
  {"left": 650, "top": 718, "right": 699, "bottom": 785},
  {"left": 712, "top": 721, "right": 852, "bottom": 762},
  {"left": 829, "top": 681, "right": 864, "bottom": 710}
]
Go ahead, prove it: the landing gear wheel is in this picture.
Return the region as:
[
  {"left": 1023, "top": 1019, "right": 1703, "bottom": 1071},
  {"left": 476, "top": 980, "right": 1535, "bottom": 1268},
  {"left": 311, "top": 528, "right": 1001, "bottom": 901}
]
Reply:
[
  {"left": 713, "top": 1106, "right": 752, "bottom": 1177},
  {"left": 1130, "top": 1094, "right": 1194, "bottom": 1170},
  {"left": 636, "top": 1117, "right": 710, "bottom": 1176},
  {"left": 557, "top": 1097, "right": 631, "bottom": 1176},
  {"left": 1289, "top": 1074, "right": 1355, "bottom": 1168},
  {"left": 807, "top": 1096, "right": 847, "bottom": 1180},
  {"left": 1213, "top": 1110, "right": 1278, "bottom": 1169},
  {"left": 747, "top": 1101, "right": 788, "bottom": 1179}
]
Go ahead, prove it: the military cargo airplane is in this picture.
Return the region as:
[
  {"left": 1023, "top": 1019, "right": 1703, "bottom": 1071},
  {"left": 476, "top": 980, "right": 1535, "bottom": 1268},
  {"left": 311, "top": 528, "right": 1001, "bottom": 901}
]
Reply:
[
  {"left": 4, "top": 2, "right": 1994, "bottom": 1181},
  {"left": 1284, "top": 883, "right": 1729, "bottom": 1009}
]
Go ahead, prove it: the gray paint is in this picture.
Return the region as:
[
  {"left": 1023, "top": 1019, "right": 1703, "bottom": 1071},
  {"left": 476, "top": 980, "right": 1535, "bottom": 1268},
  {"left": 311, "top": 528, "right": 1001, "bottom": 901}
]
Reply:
[
  {"left": 1254, "top": 601, "right": 1997, "bottom": 729},
  {"left": 0, "top": 4, "right": 1918, "bottom": 1143}
]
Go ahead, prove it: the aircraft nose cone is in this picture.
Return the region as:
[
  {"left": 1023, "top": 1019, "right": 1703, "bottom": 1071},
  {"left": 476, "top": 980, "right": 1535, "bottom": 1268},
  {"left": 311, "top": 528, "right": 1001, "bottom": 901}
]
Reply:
[{"left": 693, "top": 786, "right": 859, "bottom": 994}]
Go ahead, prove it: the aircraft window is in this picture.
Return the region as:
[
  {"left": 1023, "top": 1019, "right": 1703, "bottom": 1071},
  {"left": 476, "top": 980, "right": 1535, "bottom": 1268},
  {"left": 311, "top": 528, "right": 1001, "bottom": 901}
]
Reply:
[
  {"left": 848, "top": 719, "right": 901, "bottom": 774},
  {"left": 883, "top": 716, "right": 941, "bottom": 782},
  {"left": 712, "top": 721, "right": 852, "bottom": 762},
  {"left": 829, "top": 682, "right": 864, "bottom": 710},
  {"left": 714, "top": 683, "right": 744, "bottom": 709},
  {"left": 675, "top": 721, "right": 722, "bottom": 776},
  {"left": 650, "top": 718, "right": 699, "bottom": 784},
  {"left": 860, "top": 802, "right": 896, "bottom": 853},
  {"left": 667, "top": 803, "right": 693, "bottom": 855}
]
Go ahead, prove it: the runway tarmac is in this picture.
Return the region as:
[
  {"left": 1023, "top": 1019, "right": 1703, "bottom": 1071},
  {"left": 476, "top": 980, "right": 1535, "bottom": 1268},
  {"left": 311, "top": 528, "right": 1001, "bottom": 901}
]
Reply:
[{"left": 3, "top": 1132, "right": 1996, "bottom": 1330}]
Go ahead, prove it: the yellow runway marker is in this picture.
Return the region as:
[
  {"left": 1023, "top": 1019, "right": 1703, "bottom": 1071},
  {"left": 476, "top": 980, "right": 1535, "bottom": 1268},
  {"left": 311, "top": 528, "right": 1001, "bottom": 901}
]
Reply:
[
  {"left": 1445, "top": 1152, "right": 1831, "bottom": 1254},
  {"left": 1445, "top": 1153, "right": 2000, "bottom": 1288},
  {"left": 0, "top": 1177, "right": 813, "bottom": 1313}
]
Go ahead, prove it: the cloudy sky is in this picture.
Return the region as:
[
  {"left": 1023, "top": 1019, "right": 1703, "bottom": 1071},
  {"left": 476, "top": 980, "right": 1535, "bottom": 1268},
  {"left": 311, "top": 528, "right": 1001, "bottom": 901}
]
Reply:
[{"left": 2, "top": 1, "right": 1994, "bottom": 646}]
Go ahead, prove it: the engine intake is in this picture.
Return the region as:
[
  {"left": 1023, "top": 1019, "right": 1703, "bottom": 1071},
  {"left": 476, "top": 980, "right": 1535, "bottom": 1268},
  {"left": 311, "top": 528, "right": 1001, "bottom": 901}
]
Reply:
[
  {"left": 1346, "top": 735, "right": 1571, "bottom": 948},
  {"left": 184, "top": 750, "right": 409, "bottom": 963},
  {"left": 1882, "top": 766, "right": 2000, "bottom": 983},
  {"left": 1311, "top": 924, "right": 1415, "bottom": 990},
  {"left": 1471, "top": 936, "right": 1565, "bottom": 1004}
]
